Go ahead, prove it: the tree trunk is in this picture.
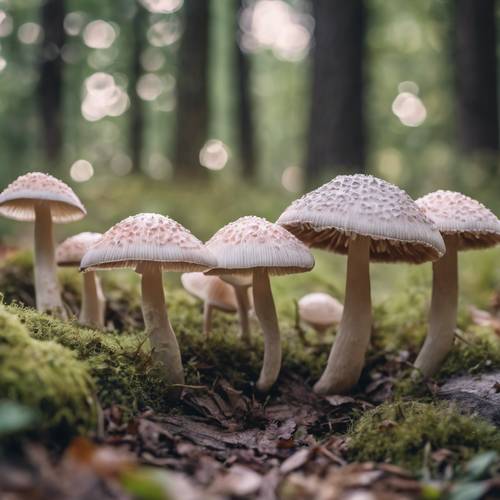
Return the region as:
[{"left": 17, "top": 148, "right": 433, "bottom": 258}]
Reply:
[
  {"left": 306, "top": 0, "right": 365, "bottom": 185},
  {"left": 235, "top": 0, "right": 255, "bottom": 179},
  {"left": 455, "top": 0, "right": 499, "bottom": 154},
  {"left": 129, "top": 4, "right": 146, "bottom": 173},
  {"left": 37, "top": 0, "right": 65, "bottom": 163},
  {"left": 173, "top": 0, "right": 210, "bottom": 178}
]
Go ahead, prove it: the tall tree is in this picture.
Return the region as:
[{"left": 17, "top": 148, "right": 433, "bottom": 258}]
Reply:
[
  {"left": 129, "top": 3, "right": 146, "bottom": 173},
  {"left": 306, "top": 0, "right": 365, "bottom": 185},
  {"left": 455, "top": 0, "right": 498, "bottom": 154},
  {"left": 173, "top": 0, "right": 210, "bottom": 177},
  {"left": 37, "top": 0, "right": 65, "bottom": 163},
  {"left": 235, "top": 0, "right": 255, "bottom": 179}
]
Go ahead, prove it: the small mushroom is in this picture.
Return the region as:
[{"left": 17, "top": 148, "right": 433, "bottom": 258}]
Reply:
[
  {"left": 181, "top": 272, "right": 238, "bottom": 336},
  {"left": 206, "top": 216, "right": 314, "bottom": 392},
  {"left": 277, "top": 174, "right": 445, "bottom": 395},
  {"left": 298, "top": 292, "right": 343, "bottom": 337},
  {"left": 414, "top": 191, "right": 500, "bottom": 377},
  {"left": 56, "top": 232, "right": 105, "bottom": 329},
  {"left": 0, "top": 173, "right": 86, "bottom": 318},
  {"left": 81, "top": 213, "right": 216, "bottom": 385}
]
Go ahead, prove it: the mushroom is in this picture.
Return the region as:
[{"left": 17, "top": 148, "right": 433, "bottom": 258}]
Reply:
[
  {"left": 56, "top": 232, "right": 105, "bottom": 329},
  {"left": 81, "top": 213, "right": 215, "bottom": 385},
  {"left": 298, "top": 292, "right": 343, "bottom": 337},
  {"left": 206, "top": 216, "right": 314, "bottom": 392},
  {"left": 277, "top": 174, "right": 445, "bottom": 395},
  {"left": 181, "top": 272, "right": 239, "bottom": 336},
  {"left": 0, "top": 172, "right": 86, "bottom": 318},
  {"left": 414, "top": 190, "right": 500, "bottom": 377}
]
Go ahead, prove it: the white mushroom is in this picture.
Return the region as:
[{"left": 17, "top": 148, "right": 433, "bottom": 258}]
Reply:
[
  {"left": 56, "top": 232, "right": 105, "bottom": 329},
  {"left": 81, "top": 213, "right": 216, "bottom": 385},
  {"left": 298, "top": 292, "right": 343, "bottom": 336},
  {"left": 0, "top": 173, "right": 86, "bottom": 318},
  {"left": 181, "top": 272, "right": 239, "bottom": 336},
  {"left": 277, "top": 174, "right": 445, "bottom": 395},
  {"left": 206, "top": 216, "right": 314, "bottom": 392},
  {"left": 414, "top": 190, "right": 500, "bottom": 377}
]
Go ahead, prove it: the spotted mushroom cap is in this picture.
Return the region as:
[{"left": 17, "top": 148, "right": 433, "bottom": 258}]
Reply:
[
  {"left": 181, "top": 272, "right": 238, "bottom": 312},
  {"left": 416, "top": 190, "right": 500, "bottom": 250},
  {"left": 277, "top": 174, "right": 445, "bottom": 264},
  {"left": 56, "top": 232, "right": 103, "bottom": 267},
  {"left": 0, "top": 172, "right": 86, "bottom": 223},
  {"left": 298, "top": 292, "right": 343, "bottom": 330},
  {"left": 206, "top": 216, "right": 314, "bottom": 276},
  {"left": 80, "top": 213, "right": 216, "bottom": 272}
]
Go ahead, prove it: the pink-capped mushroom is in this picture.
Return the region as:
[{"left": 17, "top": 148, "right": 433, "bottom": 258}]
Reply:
[
  {"left": 80, "top": 213, "right": 215, "bottom": 385},
  {"left": 56, "top": 232, "right": 105, "bottom": 329},
  {"left": 414, "top": 190, "right": 500, "bottom": 377},
  {"left": 0, "top": 172, "right": 86, "bottom": 318},
  {"left": 206, "top": 216, "right": 314, "bottom": 392},
  {"left": 298, "top": 292, "right": 343, "bottom": 337}
]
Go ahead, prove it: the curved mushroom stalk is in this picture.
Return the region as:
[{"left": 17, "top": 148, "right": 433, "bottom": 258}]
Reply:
[
  {"left": 314, "top": 235, "right": 372, "bottom": 395},
  {"left": 233, "top": 285, "right": 251, "bottom": 342},
  {"left": 203, "top": 302, "right": 213, "bottom": 337},
  {"left": 139, "top": 265, "right": 185, "bottom": 385},
  {"left": 414, "top": 234, "right": 458, "bottom": 377},
  {"left": 252, "top": 269, "right": 281, "bottom": 392},
  {"left": 34, "top": 204, "right": 66, "bottom": 318},
  {"left": 80, "top": 271, "right": 106, "bottom": 329}
]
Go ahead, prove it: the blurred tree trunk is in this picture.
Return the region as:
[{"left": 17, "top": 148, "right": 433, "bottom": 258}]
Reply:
[
  {"left": 455, "top": 0, "right": 499, "bottom": 154},
  {"left": 306, "top": 0, "right": 365, "bottom": 185},
  {"left": 173, "top": 0, "right": 210, "bottom": 177},
  {"left": 37, "top": 0, "right": 65, "bottom": 163},
  {"left": 129, "top": 4, "right": 146, "bottom": 173},
  {"left": 235, "top": 0, "right": 255, "bottom": 179}
]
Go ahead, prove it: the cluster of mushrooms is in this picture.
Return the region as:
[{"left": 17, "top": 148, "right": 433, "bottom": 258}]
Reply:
[{"left": 0, "top": 172, "right": 499, "bottom": 395}]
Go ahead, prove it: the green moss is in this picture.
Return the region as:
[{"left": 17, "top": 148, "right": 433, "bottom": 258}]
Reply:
[
  {"left": 0, "top": 305, "right": 96, "bottom": 439},
  {"left": 348, "top": 401, "right": 500, "bottom": 472}
]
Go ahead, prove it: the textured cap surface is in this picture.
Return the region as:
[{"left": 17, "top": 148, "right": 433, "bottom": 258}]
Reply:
[
  {"left": 298, "top": 292, "right": 343, "bottom": 329},
  {"left": 0, "top": 172, "right": 86, "bottom": 223},
  {"left": 206, "top": 216, "right": 314, "bottom": 275},
  {"left": 181, "top": 272, "right": 237, "bottom": 312},
  {"left": 416, "top": 190, "right": 500, "bottom": 250},
  {"left": 56, "top": 232, "right": 103, "bottom": 266},
  {"left": 80, "top": 213, "right": 216, "bottom": 272},
  {"left": 277, "top": 174, "right": 445, "bottom": 264}
]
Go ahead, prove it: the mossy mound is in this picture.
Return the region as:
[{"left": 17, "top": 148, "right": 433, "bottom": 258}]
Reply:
[
  {"left": 348, "top": 401, "right": 500, "bottom": 472},
  {"left": 0, "top": 305, "right": 96, "bottom": 439}
]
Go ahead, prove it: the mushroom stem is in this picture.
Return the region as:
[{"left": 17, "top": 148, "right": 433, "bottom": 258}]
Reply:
[
  {"left": 80, "top": 271, "right": 105, "bottom": 329},
  {"left": 34, "top": 204, "right": 66, "bottom": 318},
  {"left": 203, "top": 302, "right": 213, "bottom": 336},
  {"left": 252, "top": 269, "right": 281, "bottom": 392},
  {"left": 234, "top": 285, "right": 251, "bottom": 342},
  {"left": 314, "top": 235, "right": 371, "bottom": 395},
  {"left": 140, "top": 267, "right": 185, "bottom": 385},
  {"left": 414, "top": 234, "right": 458, "bottom": 378}
]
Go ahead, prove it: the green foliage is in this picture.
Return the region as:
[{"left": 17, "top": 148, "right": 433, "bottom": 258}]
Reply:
[
  {"left": 0, "top": 305, "right": 96, "bottom": 439},
  {"left": 348, "top": 402, "right": 500, "bottom": 472}
]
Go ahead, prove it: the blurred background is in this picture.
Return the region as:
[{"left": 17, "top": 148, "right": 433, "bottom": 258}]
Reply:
[{"left": 0, "top": 0, "right": 499, "bottom": 241}]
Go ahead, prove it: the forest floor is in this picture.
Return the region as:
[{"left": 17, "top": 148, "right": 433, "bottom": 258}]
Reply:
[{"left": 0, "top": 240, "right": 499, "bottom": 499}]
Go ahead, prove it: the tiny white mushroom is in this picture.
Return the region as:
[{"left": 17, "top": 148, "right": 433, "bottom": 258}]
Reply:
[
  {"left": 81, "top": 213, "right": 216, "bottom": 386},
  {"left": 277, "top": 174, "right": 445, "bottom": 395},
  {"left": 0, "top": 172, "right": 86, "bottom": 318},
  {"left": 56, "top": 232, "right": 105, "bottom": 329},
  {"left": 414, "top": 190, "right": 500, "bottom": 377},
  {"left": 298, "top": 292, "right": 343, "bottom": 336}
]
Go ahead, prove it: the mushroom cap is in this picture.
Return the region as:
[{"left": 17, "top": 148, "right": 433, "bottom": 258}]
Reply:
[
  {"left": 219, "top": 274, "right": 253, "bottom": 288},
  {"left": 416, "top": 190, "right": 500, "bottom": 250},
  {"left": 0, "top": 172, "right": 86, "bottom": 223},
  {"left": 298, "top": 292, "right": 343, "bottom": 329},
  {"left": 206, "top": 216, "right": 314, "bottom": 276},
  {"left": 181, "top": 272, "right": 238, "bottom": 312},
  {"left": 277, "top": 174, "right": 445, "bottom": 264},
  {"left": 56, "top": 232, "right": 103, "bottom": 267},
  {"left": 80, "top": 213, "right": 216, "bottom": 272}
]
